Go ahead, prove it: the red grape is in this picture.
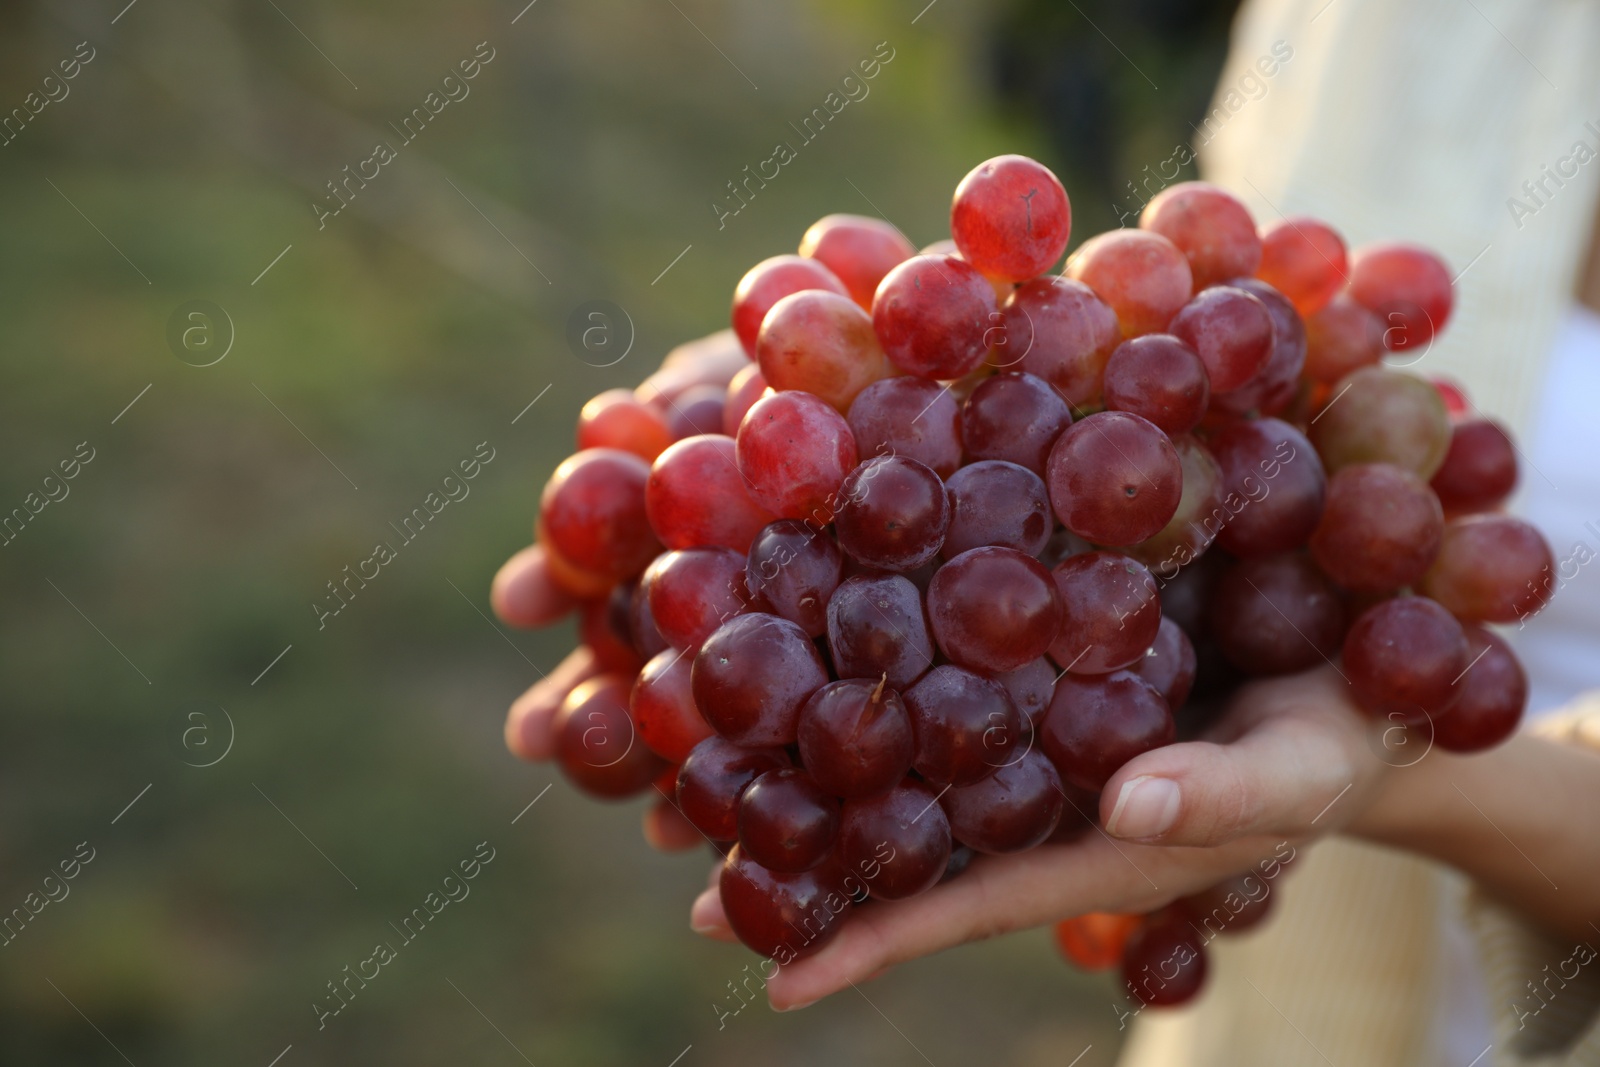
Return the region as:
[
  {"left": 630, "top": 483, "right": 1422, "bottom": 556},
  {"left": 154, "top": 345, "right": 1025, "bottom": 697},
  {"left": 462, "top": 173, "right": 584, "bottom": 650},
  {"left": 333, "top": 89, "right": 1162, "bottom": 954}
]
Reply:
[
  {"left": 942, "top": 460, "right": 1052, "bottom": 558},
  {"left": 665, "top": 384, "right": 727, "bottom": 441},
  {"left": 642, "top": 548, "right": 748, "bottom": 650},
  {"left": 693, "top": 613, "right": 829, "bottom": 746},
  {"left": 800, "top": 213, "right": 916, "bottom": 309},
  {"left": 1140, "top": 182, "right": 1261, "bottom": 290},
  {"left": 1130, "top": 616, "right": 1197, "bottom": 709},
  {"left": 992, "top": 656, "right": 1058, "bottom": 724},
  {"left": 928, "top": 546, "right": 1064, "bottom": 673},
  {"left": 1005, "top": 276, "right": 1122, "bottom": 407},
  {"left": 1210, "top": 418, "right": 1325, "bottom": 558},
  {"left": 731, "top": 254, "right": 848, "bottom": 357},
  {"left": 738, "top": 768, "right": 840, "bottom": 872},
  {"left": 834, "top": 455, "right": 950, "bottom": 570},
  {"left": 633, "top": 647, "right": 714, "bottom": 762},
  {"left": 745, "top": 519, "right": 843, "bottom": 638},
  {"left": 646, "top": 434, "right": 775, "bottom": 553},
  {"left": 1168, "top": 285, "right": 1274, "bottom": 393},
  {"left": 1122, "top": 434, "right": 1224, "bottom": 572},
  {"left": 951, "top": 154, "right": 1073, "bottom": 282},
  {"left": 579, "top": 595, "right": 644, "bottom": 675},
  {"left": 578, "top": 389, "right": 674, "bottom": 461},
  {"left": 797, "top": 678, "right": 915, "bottom": 798},
  {"left": 1342, "top": 595, "right": 1467, "bottom": 721},
  {"left": 735, "top": 390, "right": 859, "bottom": 524},
  {"left": 1181, "top": 872, "right": 1277, "bottom": 936},
  {"left": 1348, "top": 241, "right": 1453, "bottom": 351},
  {"left": 904, "top": 665, "right": 1024, "bottom": 785},
  {"left": 719, "top": 844, "right": 849, "bottom": 961},
  {"left": 1102, "top": 334, "right": 1210, "bottom": 435},
  {"left": 1430, "top": 419, "right": 1518, "bottom": 514},
  {"left": 872, "top": 254, "right": 997, "bottom": 379},
  {"left": 1065, "top": 229, "right": 1193, "bottom": 337},
  {"left": 961, "top": 371, "right": 1074, "bottom": 474},
  {"left": 1419, "top": 515, "right": 1555, "bottom": 624},
  {"left": 1255, "top": 216, "right": 1348, "bottom": 317},
  {"left": 540, "top": 448, "right": 661, "bottom": 586},
  {"left": 1309, "top": 463, "right": 1443, "bottom": 593},
  {"left": 756, "top": 289, "right": 895, "bottom": 413},
  {"left": 1121, "top": 909, "right": 1209, "bottom": 1007},
  {"left": 677, "top": 737, "right": 789, "bottom": 841},
  {"left": 1208, "top": 553, "right": 1345, "bottom": 675},
  {"left": 722, "top": 363, "right": 769, "bottom": 438},
  {"left": 1433, "top": 627, "right": 1526, "bottom": 752},
  {"left": 1303, "top": 293, "right": 1384, "bottom": 384},
  {"left": 826, "top": 574, "right": 935, "bottom": 690},
  {"left": 1211, "top": 277, "right": 1306, "bottom": 418},
  {"left": 554, "top": 675, "right": 667, "bottom": 799},
  {"left": 838, "top": 780, "right": 952, "bottom": 900},
  {"left": 1041, "top": 671, "right": 1173, "bottom": 791},
  {"left": 1046, "top": 411, "right": 1183, "bottom": 546},
  {"left": 846, "top": 376, "right": 964, "bottom": 478},
  {"left": 1049, "top": 551, "right": 1161, "bottom": 675},
  {"left": 942, "top": 748, "right": 1065, "bottom": 853}
]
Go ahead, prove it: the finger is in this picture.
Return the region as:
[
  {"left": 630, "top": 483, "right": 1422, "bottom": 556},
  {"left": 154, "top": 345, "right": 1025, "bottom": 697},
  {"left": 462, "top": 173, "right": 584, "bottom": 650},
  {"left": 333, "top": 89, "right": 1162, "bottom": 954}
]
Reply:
[
  {"left": 642, "top": 798, "right": 703, "bottom": 853},
  {"left": 1101, "top": 713, "right": 1359, "bottom": 847},
  {"left": 690, "top": 886, "right": 737, "bottom": 941},
  {"left": 503, "top": 646, "right": 601, "bottom": 761},
  {"left": 491, "top": 544, "right": 579, "bottom": 629}
]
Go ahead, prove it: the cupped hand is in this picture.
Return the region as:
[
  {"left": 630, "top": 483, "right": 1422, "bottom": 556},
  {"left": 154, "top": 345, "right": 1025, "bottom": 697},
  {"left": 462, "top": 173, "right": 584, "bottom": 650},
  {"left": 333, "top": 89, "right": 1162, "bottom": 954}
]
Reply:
[{"left": 690, "top": 664, "right": 1397, "bottom": 1009}]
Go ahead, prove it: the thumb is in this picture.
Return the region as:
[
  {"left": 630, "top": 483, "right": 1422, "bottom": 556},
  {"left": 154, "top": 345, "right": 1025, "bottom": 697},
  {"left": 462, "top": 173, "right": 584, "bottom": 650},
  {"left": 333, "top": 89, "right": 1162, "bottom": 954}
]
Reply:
[{"left": 1099, "top": 716, "right": 1356, "bottom": 847}]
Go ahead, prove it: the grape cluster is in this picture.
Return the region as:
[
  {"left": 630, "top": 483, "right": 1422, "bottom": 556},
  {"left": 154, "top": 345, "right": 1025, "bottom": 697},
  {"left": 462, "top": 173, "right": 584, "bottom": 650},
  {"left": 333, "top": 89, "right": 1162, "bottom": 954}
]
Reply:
[{"left": 513, "top": 156, "right": 1554, "bottom": 1007}]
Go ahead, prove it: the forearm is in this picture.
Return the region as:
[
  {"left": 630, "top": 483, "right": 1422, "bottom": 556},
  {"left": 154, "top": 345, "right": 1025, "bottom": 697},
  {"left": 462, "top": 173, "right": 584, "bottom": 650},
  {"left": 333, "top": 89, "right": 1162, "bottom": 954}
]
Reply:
[{"left": 1349, "top": 732, "right": 1600, "bottom": 942}]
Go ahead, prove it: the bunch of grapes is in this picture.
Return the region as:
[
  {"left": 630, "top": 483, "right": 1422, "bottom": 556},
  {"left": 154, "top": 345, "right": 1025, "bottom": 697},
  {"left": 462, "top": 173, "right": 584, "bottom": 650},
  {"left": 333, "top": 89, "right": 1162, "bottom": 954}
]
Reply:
[{"left": 500, "top": 156, "right": 1554, "bottom": 1009}]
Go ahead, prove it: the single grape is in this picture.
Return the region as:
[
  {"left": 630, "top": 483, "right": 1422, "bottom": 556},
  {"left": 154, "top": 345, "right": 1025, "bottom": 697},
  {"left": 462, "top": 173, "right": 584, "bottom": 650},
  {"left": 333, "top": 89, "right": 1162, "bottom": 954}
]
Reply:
[
  {"left": 1309, "top": 463, "right": 1444, "bottom": 593},
  {"left": 872, "top": 254, "right": 997, "bottom": 379},
  {"left": 646, "top": 435, "right": 775, "bottom": 552},
  {"left": 1046, "top": 411, "right": 1183, "bottom": 546},
  {"left": 847, "top": 376, "right": 964, "bottom": 478},
  {"left": 1309, "top": 366, "right": 1452, "bottom": 478},
  {"left": 553, "top": 675, "right": 667, "bottom": 799},
  {"left": 1180, "top": 873, "right": 1275, "bottom": 937},
  {"left": 1130, "top": 616, "right": 1198, "bottom": 708},
  {"left": 735, "top": 390, "right": 859, "bottom": 524},
  {"left": 1122, "top": 909, "right": 1209, "bottom": 1008},
  {"left": 756, "top": 289, "right": 896, "bottom": 413},
  {"left": 1055, "top": 913, "right": 1143, "bottom": 971},
  {"left": 799, "top": 213, "right": 916, "bottom": 310},
  {"left": 745, "top": 519, "right": 843, "bottom": 638},
  {"left": 1121, "top": 434, "right": 1224, "bottom": 573},
  {"left": 1139, "top": 181, "right": 1261, "bottom": 290},
  {"left": 1005, "top": 276, "right": 1123, "bottom": 407},
  {"left": 643, "top": 548, "right": 748, "bottom": 649},
  {"left": 928, "top": 547, "right": 1063, "bottom": 673},
  {"left": 942, "top": 748, "right": 1065, "bottom": 854},
  {"left": 991, "top": 656, "right": 1058, "bottom": 724},
  {"left": 1430, "top": 419, "right": 1518, "bottom": 514},
  {"left": 826, "top": 574, "right": 935, "bottom": 690},
  {"left": 737, "top": 768, "right": 840, "bottom": 872},
  {"left": 1064, "top": 229, "right": 1193, "bottom": 337},
  {"left": 1208, "top": 553, "right": 1345, "bottom": 675},
  {"left": 1102, "top": 334, "right": 1210, "bottom": 435},
  {"left": 719, "top": 844, "right": 849, "bottom": 961},
  {"left": 665, "top": 384, "right": 727, "bottom": 441},
  {"left": 1255, "top": 216, "right": 1348, "bottom": 317},
  {"left": 1041, "top": 671, "right": 1173, "bottom": 791},
  {"left": 951, "top": 154, "right": 1073, "bottom": 282},
  {"left": 627, "top": 580, "right": 670, "bottom": 659},
  {"left": 942, "top": 460, "right": 1052, "bottom": 559},
  {"left": 539, "top": 448, "right": 661, "bottom": 585},
  {"left": 676, "top": 736, "right": 790, "bottom": 840},
  {"left": 722, "top": 363, "right": 770, "bottom": 438},
  {"left": 1303, "top": 292, "right": 1384, "bottom": 383},
  {"left": 1342, "top": 595, "right": 1467, "bottom": 721},
  {"left": 1433, "top": 626, "right": 1526, "bottom": 752},
  {"left": 962, "top": 371, "right": 1074, "bottom": 474},
  {"left": 838, "top": 780, "right": 953, "bottom": 900},
  {"left": 797, "top": 678, "right": 915, "bottom": 799},
  {"left": 1348, "top": 241, "right": 1453, "bottom": 351},
  {"left": 1210, "top": 418, "right": 1325, "bottom": 558},
  {"left": 633, "top": 646, "right": 714, "bottom": 762},
  {"left": 578, "top": 389, "right": 674, "bottom": 461},
  {"left": 1211, "top": 277, "right": 1306, "bottom": 418},
  {"left": 1419, "top": 515, "right": 1555, "bottom": 623},
  {"left": 1049, "top": 551, "right": 1161, "bottom": 675},
  {"left": 731, "top": 254, "right": 849, "bottom": 357},
  {"left": 693, "top": 613, "right": 830, "bottom": 746},
  {"left": 904, "top": 665, "right": 1024, "bottom": 785},
  {"left": 1168, "top": 285, "right": 1274, "bottom": 393},
  {"left": 579, "top": 595, "right": 644, "bottom": 674},
  {"left": 834, "top": 455, "right": 950, "bottom": 570}
]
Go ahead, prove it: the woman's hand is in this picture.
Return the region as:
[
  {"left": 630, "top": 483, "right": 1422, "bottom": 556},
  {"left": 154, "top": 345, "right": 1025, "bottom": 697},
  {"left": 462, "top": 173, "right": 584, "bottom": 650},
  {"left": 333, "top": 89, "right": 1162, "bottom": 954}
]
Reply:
[{"left": 689, "top": 665, "right": 1399, "bottom": 1009}]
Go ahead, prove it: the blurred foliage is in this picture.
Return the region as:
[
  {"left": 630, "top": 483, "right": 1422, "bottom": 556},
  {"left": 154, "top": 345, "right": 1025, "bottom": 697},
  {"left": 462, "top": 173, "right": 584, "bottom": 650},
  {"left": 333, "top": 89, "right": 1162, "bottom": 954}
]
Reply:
[{"left": 0, "top": 0, "right": 1233, "bottom": 1063}]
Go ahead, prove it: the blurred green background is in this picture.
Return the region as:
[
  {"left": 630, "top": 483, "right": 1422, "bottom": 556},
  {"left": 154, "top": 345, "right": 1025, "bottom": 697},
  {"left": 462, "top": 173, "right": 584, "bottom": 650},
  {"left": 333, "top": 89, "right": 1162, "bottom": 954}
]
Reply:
[{"left": 0, "top": 0, "right": 1237, "bottom": 1062}]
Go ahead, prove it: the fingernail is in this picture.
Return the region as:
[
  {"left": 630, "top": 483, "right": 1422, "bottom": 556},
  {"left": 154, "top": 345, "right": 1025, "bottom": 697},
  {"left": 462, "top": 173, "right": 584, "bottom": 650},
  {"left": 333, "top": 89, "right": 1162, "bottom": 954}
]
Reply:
[
  {"left": 773, "top": 997, "right": 817, "bottom": 1012},
  {"left": 1106, "top": 776, "right": 1180, "bottom": 839},
  {"left": 691, "top": 920, "right": 726, "bottom": 935}
]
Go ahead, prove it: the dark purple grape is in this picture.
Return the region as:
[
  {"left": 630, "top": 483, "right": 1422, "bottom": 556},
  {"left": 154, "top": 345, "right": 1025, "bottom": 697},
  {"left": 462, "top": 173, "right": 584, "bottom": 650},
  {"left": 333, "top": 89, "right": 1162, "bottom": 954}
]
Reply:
[
  {"left": 693, "top": 613, "right": 829, "bottom": 746},
  {"left": 737, "top": 768, "right": 840, "bottom": 872},
  {"left": 960, "top": 372, "right": 1074, "bottom": 475},
  {"left": 838, "top": 780, "right": 953, "bottom": 899},
  {"left": 928, "top": 547, "right": 1063, "bottom": 673},
  {"left": 1129, "top": 616, "right": 1197, "bottom": 708},
  {"left": 1208, "top": 553, "right": 1345, "bottom": 675},
  {"left": 941, "top": 460, "right": 1052, "bottom": 559},
  {"left": 904, "top": 665, "right": 1023, "bottom": 785},
  {"left": 826, "top": 574, "right": 935, "bottom": 689},
  {"left": 834, "top": 455, "right": 950, "bottom": 570},
  {"left": 942, "top": 748, "right": 1064, "bottom": 854},
  {"left": 1210, "top": 418, "right": 1325, "bottom": 558},
  {"left": 846, "top": 376, "right": 964, "bottom": 477},
  {"left": 1041, "top": 671, "right": 1173, "bottom": 791},
  {"left": 796, "top": 678, "right": 915, "bottom": 798},
  {"left": 745, "top": 519, "right": 844, "bottom": 638}
]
